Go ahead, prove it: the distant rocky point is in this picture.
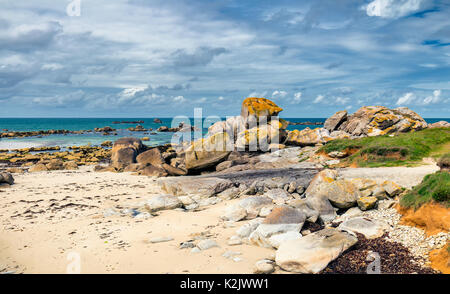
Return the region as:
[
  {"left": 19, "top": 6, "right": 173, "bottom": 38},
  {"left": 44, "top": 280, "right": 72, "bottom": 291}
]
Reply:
[{"left": 112, "top": 120, "right": 144, "bottom": 124}]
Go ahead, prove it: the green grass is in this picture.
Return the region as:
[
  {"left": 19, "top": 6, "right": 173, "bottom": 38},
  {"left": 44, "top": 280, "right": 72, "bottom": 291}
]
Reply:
[
  {"left": 400, "top": 171, "right": 450, "bottom": 209},
  {"left": 320, "top": 128, "right": 450, "bottom": 167}
]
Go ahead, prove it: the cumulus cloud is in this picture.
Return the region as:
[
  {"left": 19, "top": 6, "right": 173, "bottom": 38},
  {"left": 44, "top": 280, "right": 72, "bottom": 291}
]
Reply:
[
  {"left": 396, "top": 92, "right": 416, "bottom": 105},
  {"left": 272, "top": 90, "right": 288, "bottom": 98},
  {"left": 423, "top": 90, "right": 441, "bottom": 104},
  {"left": 313, "top": 95, "right": 324, "bottom": 103},
  {"left": 335, "top": 97, "right": 350, "bottom": 105},
  {"left": 120, "top": 86, "right": 149, "bottom": 98},
  {"left": 0, "top": 21, "right": 62, "bottom": 52},
  {"left": 173, "top": 95, "right": 186, "bottom": 103},
  {"left": 0, "top": 0, "right": 449, "bottom": 117},
  {"left": 365, "top": 0, "right": 423, "bottom": 19}
]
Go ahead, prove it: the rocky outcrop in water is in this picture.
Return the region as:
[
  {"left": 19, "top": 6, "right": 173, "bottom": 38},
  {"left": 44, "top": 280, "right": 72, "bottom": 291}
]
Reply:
[{"left": 325, "top": 106, "right": 428, "bottom": 137}]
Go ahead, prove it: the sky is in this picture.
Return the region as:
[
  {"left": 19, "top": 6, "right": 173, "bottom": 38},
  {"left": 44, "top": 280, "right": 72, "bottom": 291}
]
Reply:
[{"left": 0, "top": 0, "right": 449, "bottom": 118}]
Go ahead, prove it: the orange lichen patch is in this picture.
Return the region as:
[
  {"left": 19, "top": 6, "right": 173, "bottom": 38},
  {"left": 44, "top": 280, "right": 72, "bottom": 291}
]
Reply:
[
  {"left": 323, "top": 176, "right": 335, "bottom": 183},
  {"left": 241, "top": 97, "right": 283, "bottom": 118},
  {"left": 397, "top": 203, "right": 450, "bottom": 236},
  {"left": 429, "top": 243, "right": 450, "bottom": 274}
]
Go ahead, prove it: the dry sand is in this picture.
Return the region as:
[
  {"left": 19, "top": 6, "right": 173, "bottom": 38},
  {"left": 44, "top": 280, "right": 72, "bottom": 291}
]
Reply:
[{"left": 0, "top": 167, "right": 273, "bottom": 274}]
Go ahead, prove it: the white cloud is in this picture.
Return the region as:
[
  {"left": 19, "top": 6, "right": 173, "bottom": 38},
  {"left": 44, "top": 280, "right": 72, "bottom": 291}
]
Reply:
[
  {"left": 293, "top": 92, "right": 302, "bottom": 104},
  {"left": 365, "top": 0, "right": 423, "bottom": 19},
  {"left": 120, "top": 86, "right": 148, "bottom": 98},
  {"left": 173, "top": 95, "right": 186, "bottom": 103},
  {"left": 313, "top": 95, "right": 324, "bottom": 104},
  {"left": 335, "top": 97, "right": 350, "bottom": 105},
  {"left": 423, "top": 90, "right": 441, "bottom": 105},
  {"left": 396, "top": 92, "right": 415, "bottom": 105},
  {"left": 272, "top": 90, "right": 288, "bottom": 98},
  {"left": 218, "top": 96, "right": 225, "bottom": 101}
]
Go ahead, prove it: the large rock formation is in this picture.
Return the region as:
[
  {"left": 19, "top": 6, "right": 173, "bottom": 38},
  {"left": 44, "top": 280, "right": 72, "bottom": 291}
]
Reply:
[
  {"left": 241, "top": 97, "right": 283, "bottom": 123},
  {"left": 185, "top": 132, "right": 232, "bottom": 170},
  {"left": 106, "top": 138, "right": 187, "bottom": 176},
  {"left": 324, "top": 110, "right": 347, "bottom": 132},
  {"left": 235, "top": 120, "right": 287, "bottom": 151},
  {"left": 188, "top": 97, "right": 286, "bottom": 170},
  {"left": 111, "top": 137, "right": 145, "bottom": 169},
  {"left": 326, "top": 106, "right": 427, "bottom": 137}
]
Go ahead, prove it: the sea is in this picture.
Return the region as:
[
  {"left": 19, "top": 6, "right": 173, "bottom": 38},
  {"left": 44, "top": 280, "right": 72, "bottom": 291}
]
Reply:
[{"left": 0, "top": 117, "right": 448, "bottom": 150}]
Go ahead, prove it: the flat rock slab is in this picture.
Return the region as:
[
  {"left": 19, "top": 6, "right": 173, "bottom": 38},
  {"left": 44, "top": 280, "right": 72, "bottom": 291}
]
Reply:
[
  {"left": 211, "top": 167, "right": 319, "bottom": 187},
  {"left": 263, "top": 207, "right": 306, "bottom": 225},
  {"left": 157, "top": 177, "right": 234, "bottom": 198},
  {"left": 275, "top": 228, "right": 357, "bottom": 273},
  {"left": 337, "top": 217, "right": 389, "bottom": 239}
]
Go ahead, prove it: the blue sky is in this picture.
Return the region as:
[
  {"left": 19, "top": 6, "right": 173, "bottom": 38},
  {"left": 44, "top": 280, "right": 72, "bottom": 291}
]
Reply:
[{"left": 0, "top": 0, "right": 449, "bottom": 118}]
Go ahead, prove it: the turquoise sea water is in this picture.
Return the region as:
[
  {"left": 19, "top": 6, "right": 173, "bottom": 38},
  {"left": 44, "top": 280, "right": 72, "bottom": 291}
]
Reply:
[{"left": 0, "top": 117, "right": 448, "bottom": 150}]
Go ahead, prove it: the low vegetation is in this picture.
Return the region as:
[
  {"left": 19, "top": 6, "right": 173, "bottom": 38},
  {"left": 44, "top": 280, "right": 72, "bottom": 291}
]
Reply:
[
  {"left": 320, "top": 128, "right": 450, "bottom": 167},
  {"left": 437, "top": 153, "right": 450, "bottom": 170},
  {"left": 400, "top": 171, "right": 450, "bottom": 209}
]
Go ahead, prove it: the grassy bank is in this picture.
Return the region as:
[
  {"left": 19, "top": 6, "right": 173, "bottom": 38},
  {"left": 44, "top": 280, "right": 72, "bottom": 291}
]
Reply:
[
  {"left": 400, "top": 171, "right": 450, "bottom": 209},
  {"left": 320, "top": 128, "right": 450, "bottom": 167}
]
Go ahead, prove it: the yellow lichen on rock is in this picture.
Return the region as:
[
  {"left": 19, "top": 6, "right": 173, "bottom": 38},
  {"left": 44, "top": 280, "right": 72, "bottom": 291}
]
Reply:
[
  {"left": 285, "top": 127, "right": 332, "bottom": 146},
  {"left": 241, "top": 97, "right": 283, "bottom": 120},
  {"left": 185, "top": 132, "right": 232, "bottom": 170}
]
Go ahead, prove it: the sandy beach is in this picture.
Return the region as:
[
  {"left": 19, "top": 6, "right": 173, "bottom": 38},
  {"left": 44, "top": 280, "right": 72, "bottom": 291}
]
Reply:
[
  {"left": 0, "top": 167, "right": 275, "bottom": 274},
  {"left": 1, "top": 161, "right": 447, "bottom": 274}
]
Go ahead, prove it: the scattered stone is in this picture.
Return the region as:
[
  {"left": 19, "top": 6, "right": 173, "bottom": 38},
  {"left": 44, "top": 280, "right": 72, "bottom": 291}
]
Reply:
[
  {"left": 145, "top": 194, "right": 182, "bottom": 212},
  {"left": 254, "top": 259, "right": 275, "bottom": 274},
  {"left": 249, "top": 223, "right": 303, "bottom": 248},
  {"left": 134, "top": 212, "right": 152, "bottom": 219},
  {"left": 381, "top": 181, "right": 402, "bottom": 197},
  {"left": 227, "top": 236, "right": 243, "bottom": 246},
  {"left": 236, "top": 218, "right": 264, "bottom": 238},
  {"left": 180, "top": 241, "right": 195, "bottom": 249},
  {"left": 0, "top": 172, "right": 14, "bottom": 185},
  {"left": 196, "top": 239, "right": 219, "bottom": 251},
  {"left": 149, "top": 237, "right": 174, "bottom": 243},
  {"left": 265, "top": 189, "right": 291, "bottom": 205},
  {"left": 222, "top": 251, "right": 242, "bottom": 260},
  {"left": 357, "top": 196, "right": 378, "bottom": 211}
]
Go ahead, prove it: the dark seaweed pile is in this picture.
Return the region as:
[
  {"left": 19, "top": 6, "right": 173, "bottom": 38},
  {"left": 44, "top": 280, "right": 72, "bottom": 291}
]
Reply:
[{"left": 321, "top": 233, "right": 438, "bottom": 274}]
